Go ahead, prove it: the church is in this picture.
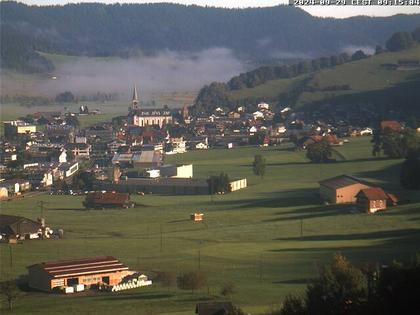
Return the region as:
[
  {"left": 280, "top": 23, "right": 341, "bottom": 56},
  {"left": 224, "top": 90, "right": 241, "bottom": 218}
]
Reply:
[{"left": 129, "top": 85, "right": 173, "bottom": 128}]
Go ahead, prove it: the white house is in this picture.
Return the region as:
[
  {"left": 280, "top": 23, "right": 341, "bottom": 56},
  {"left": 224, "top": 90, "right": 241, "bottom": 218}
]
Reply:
[
  {"left": 195, "top": 142, "right": 208, "bottom": 150},
  {"left": 252, "top": 111, "right": 264, "bottom": 119},
  {"left": 360, "top": 128, "right": 373, "bottom": 136}
]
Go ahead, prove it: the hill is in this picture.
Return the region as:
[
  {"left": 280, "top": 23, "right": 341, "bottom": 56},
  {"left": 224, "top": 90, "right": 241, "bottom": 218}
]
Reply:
[
  {"left": 1, "top": 1, "right": 420, "bottom": 73},
  {"left": 194, "top": 45, "right": 420, "bottom": 120}
]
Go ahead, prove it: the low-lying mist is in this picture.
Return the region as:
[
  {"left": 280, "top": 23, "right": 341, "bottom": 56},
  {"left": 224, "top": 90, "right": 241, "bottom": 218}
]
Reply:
[{"left": 2, "top": 48, "right": 246, "bottom": 101}]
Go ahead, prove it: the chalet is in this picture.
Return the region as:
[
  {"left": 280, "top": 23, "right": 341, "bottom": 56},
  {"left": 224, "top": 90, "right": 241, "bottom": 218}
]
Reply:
[
  {"left": 195, "top": 302, "right": 234, "bottom": 315},
  {"left": 0, "top": 215, "right": 50, "bottom": 241},
  {"left": 228, "top": 111, "right": 241, "bottom": 119},
  {"left": 319, "top": 175, "right": 370, "bottom": 204},
  {"left": 28, "top": 256, "right": 132, "bottom": 292},
  {"left": 83, "top": 192, "right": 134, "bottom": 209},
  {"left": 356, "top": 187, "right": 388, "bottom": 213}
]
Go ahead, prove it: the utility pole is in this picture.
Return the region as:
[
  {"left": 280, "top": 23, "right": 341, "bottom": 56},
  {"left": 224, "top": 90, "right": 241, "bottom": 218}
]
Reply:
[
  {"left": 198, "top": 240, "right": 202, "bottom": 270},
  {"left": 300, "top": 219, "right": 303, "bottom": 239},
  {"left": 160, "top": 224, "right": 163, "bottom": 252},
  {"left": 9, "top": 245, "right": 13, "bottom": 269}
]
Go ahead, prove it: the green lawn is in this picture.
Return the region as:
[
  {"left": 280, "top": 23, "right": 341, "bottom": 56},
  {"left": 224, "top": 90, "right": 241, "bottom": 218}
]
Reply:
[{"left": 1, "top": 137, "right": 420, "bottom": 314}]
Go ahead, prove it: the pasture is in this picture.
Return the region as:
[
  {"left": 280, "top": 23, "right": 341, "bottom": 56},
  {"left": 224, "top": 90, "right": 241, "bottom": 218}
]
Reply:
[{"left": 1, "top": 137, "right": 420, "bottom": 314}]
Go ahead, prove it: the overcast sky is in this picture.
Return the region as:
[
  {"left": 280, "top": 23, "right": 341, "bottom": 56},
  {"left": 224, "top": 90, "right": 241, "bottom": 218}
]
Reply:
[{"left": 15, "top": 1, "right": 420, "bottom": 18}]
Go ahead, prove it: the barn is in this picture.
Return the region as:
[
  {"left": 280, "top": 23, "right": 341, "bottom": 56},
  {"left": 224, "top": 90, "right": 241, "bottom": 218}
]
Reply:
[
  {"left": 28, "top": 256, "right": 131, "bottom": 292},
  {"left": 319, "top": 175, "right": 370, "bottom": 204}
]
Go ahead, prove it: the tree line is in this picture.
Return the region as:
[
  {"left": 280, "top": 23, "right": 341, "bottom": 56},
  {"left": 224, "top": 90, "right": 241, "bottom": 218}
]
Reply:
[{"left": 193, "top": 27, "right": 420, "bottom": 114}]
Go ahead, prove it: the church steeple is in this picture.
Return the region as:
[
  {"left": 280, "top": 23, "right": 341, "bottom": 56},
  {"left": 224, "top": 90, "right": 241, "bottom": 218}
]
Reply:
[{"left": 132, "top": 84, "right": 139, "bottom": 110}]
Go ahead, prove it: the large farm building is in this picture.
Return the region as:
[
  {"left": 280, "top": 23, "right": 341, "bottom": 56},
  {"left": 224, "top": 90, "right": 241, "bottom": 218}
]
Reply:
[{"left": 28, "top": 256, "right": 131, "bottom": 292}]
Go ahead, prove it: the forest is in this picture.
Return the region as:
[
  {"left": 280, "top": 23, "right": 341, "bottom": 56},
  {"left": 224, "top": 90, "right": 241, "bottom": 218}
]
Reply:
[{"left": 1, "top": 1, "right": 420, "bottom": 73}]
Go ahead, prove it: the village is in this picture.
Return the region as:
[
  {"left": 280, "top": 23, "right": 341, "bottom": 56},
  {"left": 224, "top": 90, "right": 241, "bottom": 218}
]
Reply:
[{"left": 1, "top": 81, "right": 418, "bottom": 315}]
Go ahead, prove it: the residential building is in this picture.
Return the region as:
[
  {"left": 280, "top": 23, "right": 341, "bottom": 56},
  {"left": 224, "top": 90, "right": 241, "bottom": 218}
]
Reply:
[
  {"left": 0, "top": 215, "right": 50, "bottom": 241},
  {"left": 356, "top": 187, "right": 388, "bottom": 213}
]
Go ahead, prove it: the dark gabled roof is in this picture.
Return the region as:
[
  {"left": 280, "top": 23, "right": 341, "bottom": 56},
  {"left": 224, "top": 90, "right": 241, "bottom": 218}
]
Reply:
[
  {"left": 357, "top": 187, "right": 388, "bottom": 200},
  {"left": 0, "top": 214, "right": 41, "bottom": 235},
  {"left": 85, "top": 192, "right": 130, "bottom": 205},
  {"left": 28, "top": 256, "right": 128, "bottom": 278},
  {"left": 319, "top": 175, "right": 367, "bottom": 189},
  {"left": 195, "top": 302, "right": 234, "bottom": 315}
]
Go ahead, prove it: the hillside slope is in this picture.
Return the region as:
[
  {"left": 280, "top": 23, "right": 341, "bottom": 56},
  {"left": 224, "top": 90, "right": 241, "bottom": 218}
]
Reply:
[
  {"left": 197, "top": 45, "right": 420, "bottom": 118},
  {"left": 1, "top": 1, "right": 420, "bottom": 72}
]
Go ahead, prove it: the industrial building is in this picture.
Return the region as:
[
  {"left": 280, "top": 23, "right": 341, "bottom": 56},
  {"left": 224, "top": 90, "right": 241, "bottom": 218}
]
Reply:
[
  {"left": 28, "top": 256, "right": 131, "bottom": 292},
  {"left": 3, "top": 120, "right": 37, "bottom": 139}
]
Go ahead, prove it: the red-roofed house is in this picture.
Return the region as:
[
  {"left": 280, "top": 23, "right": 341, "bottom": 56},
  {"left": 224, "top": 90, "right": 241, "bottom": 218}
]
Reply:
[
  {"left": 28, "top": 256, "right": 131, "bottom": 292},
  {"left": 356, "top": 187, "right": 388, "bottom": 213},
  {"left": 380, "top": 120, "right": 402, "bottom": 133}
]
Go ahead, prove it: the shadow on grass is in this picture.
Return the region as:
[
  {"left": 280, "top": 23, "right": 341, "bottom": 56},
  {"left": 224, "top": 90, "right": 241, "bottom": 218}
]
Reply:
[
  {"left": 95, "top": 292, "right": 174, "bottom": 301},
  {"left": 213, "top": 188, "right": 320, "bottom": 210},
  {"left": 273, "top": 228, "right": 420, "bottom": 242},
  {"left": 272, "top": 279, "right": 310, "bottom": 285},
  {"left": 269, "top": 228, "right": 420, "bottom": 257}
]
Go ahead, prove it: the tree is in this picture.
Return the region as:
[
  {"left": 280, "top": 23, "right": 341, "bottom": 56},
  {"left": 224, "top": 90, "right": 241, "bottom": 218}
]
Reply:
[
  {"left": 208, "top": 172, "right": 231, "bottom": 194},
  {"left": 306, "top": 253, "right": 368, "bottom": 315},
  {"left": 386, "top": 31, "right": 415, "bottom": 52},
  {"left": 375, "top": 45, "right": 384, "bottom": 55},
  {"left": 253, "top": 154, "right": 266, "bottom": 178},
  {"left": 278, "top": 295, "right": 306, "bottom": 315},
  {"left": 351, "top": 50, "right": 367, "bottom": 61},
  {"left": 400, "top": 150, "right": 420, "bottom": 189},
  {"left": 306, "top": 140, "right": 332, "bottom": 163},
  {"left": 0, "top": 280, "right": 21, "bottom": 311},
  {"left": 177, "top": 271, "right": 207, "bottom": 294},
  {"left": 55, "top": 91, "right": 75, "bottom": 103},
  {"left": 220, "top": 282, "right": 236, "bottom": 299},
  {"left": 64, "top": 115, "right": 80, "bottom": 127}
]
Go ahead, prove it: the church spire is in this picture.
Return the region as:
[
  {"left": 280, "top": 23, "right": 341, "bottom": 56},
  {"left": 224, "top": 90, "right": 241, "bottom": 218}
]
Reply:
[{"left": 132, "top": 84, "right": 139, "bottom": 109}]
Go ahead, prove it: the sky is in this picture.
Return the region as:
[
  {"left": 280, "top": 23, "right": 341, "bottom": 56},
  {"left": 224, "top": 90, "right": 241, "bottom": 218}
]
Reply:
[{"left": 15, "top": 1, "right": 420, "bottom": 18}]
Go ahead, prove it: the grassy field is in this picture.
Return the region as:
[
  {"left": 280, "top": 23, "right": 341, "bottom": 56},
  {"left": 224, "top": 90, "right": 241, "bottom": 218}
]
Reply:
[{"left": 1, "top": 137, "right": 420, "bottom": 314}]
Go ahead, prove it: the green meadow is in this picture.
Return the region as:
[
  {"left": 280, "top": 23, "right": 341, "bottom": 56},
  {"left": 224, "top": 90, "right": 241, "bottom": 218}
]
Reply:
[{"left": 1, "top": 137, "right": 420, "bottom": 314}]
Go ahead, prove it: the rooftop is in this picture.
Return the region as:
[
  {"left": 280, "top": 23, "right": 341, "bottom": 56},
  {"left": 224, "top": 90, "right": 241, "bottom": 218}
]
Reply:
[{"left": 28, "top": 256, "right": 129, "bottom": 278}]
